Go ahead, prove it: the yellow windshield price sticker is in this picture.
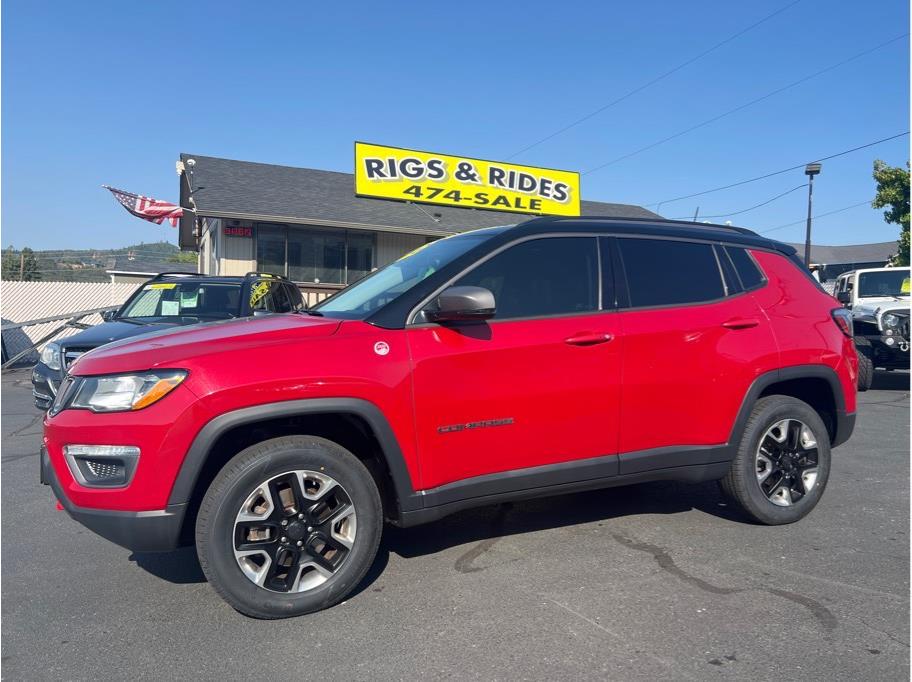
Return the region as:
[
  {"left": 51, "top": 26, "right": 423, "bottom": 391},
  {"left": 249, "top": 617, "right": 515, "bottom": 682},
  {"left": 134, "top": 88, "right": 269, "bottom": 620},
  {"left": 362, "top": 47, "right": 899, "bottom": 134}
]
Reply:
[
  {"left": 355, "top": 142, "right": 580, "bottom": 217},
  {"left": 147, "top": 283, "right": 177, "bottom": 290},
  {"left": 902, "top": 277, "right": 910, "bottom": 294}
]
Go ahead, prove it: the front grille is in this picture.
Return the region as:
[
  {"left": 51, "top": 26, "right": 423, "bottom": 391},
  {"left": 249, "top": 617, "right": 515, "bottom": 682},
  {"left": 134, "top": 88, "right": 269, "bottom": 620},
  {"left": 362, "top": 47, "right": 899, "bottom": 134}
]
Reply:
[
  {"left": 63, "top": 348, "right": 91, "bottom": 369},
  {"left": 84, "top": 460, "right": 122, "bottom": 480},
  {"left": 49, "top": 377, "right": 77, "bottom": 416}
]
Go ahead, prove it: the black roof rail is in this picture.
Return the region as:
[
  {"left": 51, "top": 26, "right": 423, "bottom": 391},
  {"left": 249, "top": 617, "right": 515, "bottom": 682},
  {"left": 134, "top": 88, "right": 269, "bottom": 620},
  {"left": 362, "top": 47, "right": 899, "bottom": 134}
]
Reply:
[
  {"left": 536, "top": 215, "right": 758, "bottom": 236},
  {"left": 147, "top": 271, "right": 200, "bottom": 281},
  {"left": 243, "top": 271, "right": 290, "bottom": 281}
]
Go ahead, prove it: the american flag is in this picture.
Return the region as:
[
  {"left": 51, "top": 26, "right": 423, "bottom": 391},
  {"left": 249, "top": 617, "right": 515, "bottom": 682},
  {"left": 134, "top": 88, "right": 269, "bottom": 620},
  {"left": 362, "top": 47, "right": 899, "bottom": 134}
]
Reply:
[{"left": 103, "top": 186, "right": 183, "bottom": 227}]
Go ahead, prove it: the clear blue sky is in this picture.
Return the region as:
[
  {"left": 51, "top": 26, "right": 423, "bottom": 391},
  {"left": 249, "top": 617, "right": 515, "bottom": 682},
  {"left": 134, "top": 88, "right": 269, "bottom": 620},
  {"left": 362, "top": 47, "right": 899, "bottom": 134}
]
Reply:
[{"left": 2, "top": 0, "right": 909, "bottom": 253}]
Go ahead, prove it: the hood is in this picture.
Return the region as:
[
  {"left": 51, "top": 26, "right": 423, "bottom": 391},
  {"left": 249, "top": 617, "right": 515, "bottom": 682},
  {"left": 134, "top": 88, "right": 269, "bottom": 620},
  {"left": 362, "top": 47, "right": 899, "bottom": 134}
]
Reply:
[
  {"left": 70, "top": 313, "right": 342, "bottom": 376},
  {"left": 58, "top": 319, "right": 185, "bottom": 349}
]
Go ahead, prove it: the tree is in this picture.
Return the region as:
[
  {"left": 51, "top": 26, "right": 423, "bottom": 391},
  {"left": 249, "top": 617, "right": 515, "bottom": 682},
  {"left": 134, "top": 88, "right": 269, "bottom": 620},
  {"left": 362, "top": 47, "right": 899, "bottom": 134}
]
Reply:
[
  {"left": 1, "top": 247, "right": 17, "bottom": 280},
  {"left": 168, "top": 251, "right": 198, "bottom": 264},
  {"left": 0, "top": 246, "right": 41, "bottom": 281},
  {"left": 19, "top": 247, "right": 41, "bottom": 281},
  {"left": 872, "top": 160, "right": 910, "bottom": 266}
]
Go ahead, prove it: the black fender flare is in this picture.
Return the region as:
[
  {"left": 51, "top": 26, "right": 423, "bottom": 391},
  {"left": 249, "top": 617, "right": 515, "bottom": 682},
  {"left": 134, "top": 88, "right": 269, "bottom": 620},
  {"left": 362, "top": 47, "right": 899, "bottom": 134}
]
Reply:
[
  {"left": 728, "top": 364, "right": 854, "bottom": 449},
  {"left": 167, "top": 398, "right": 422, "bottom": 514}
]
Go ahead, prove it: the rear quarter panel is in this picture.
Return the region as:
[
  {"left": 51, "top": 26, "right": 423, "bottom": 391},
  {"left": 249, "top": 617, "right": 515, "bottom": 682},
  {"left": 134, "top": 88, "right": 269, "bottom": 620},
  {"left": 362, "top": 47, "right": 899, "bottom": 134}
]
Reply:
[{"left": 750, "top": 250, "right": 857, "bottom": 414}]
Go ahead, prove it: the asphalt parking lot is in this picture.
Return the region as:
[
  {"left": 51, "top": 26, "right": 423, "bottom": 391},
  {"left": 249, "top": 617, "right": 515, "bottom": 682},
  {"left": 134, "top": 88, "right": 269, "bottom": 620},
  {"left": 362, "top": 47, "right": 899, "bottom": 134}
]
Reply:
[{"left": 2, "top": 368, "right": 909, "bottom": 680}]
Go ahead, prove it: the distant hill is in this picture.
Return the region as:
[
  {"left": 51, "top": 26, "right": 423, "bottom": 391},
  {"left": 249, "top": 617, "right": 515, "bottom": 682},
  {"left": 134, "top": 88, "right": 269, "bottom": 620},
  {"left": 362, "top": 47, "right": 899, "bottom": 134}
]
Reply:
[{"left": 1, "top": 241, "right": 195, "bottom": 282}]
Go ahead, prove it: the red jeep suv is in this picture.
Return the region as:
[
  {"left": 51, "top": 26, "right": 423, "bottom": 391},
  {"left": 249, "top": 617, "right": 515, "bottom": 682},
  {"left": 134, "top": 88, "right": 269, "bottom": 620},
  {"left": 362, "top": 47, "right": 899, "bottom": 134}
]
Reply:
[{"left": 41, "top": 217, "right": 857, "bottom": 618}]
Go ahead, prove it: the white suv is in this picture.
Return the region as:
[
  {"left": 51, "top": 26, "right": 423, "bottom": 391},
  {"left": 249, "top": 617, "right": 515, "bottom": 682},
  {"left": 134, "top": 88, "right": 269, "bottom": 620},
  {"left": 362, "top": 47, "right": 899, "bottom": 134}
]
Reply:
[{"left": 834, "top": 267, "right": 910, "bottom": 389}]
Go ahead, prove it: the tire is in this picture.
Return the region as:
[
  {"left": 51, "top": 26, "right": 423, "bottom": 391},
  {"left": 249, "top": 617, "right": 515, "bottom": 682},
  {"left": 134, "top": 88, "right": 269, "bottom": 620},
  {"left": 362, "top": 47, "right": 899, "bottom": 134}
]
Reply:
[
  {"left": 196, "top": 435, "right": 382, "bottom": 619},
  {"left": 720, "top": 396, "right": 830, "bottom": 525},
  {"left": 855, "top": 336, "right": 874, "bottom": 392}
]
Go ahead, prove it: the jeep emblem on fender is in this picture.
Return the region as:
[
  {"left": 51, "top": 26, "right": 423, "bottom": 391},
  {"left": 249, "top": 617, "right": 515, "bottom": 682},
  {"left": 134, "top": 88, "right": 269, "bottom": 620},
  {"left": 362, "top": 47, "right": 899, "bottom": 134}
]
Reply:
[{"left": 374, "top": 341, "right": 390, "bottom": 356}]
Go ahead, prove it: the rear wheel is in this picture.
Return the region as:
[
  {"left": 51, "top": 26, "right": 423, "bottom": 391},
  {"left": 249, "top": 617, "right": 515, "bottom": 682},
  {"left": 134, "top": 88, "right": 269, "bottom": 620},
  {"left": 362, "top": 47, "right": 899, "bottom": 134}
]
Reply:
[
  {"left": 720, "top": 396, "right": 830, "bottom": 525},
  {"left": 196, "top": 436, "right": 382, "bottom": 618},
  {"left": 855, "top": 336, "right": 874, "bottom": 392}
]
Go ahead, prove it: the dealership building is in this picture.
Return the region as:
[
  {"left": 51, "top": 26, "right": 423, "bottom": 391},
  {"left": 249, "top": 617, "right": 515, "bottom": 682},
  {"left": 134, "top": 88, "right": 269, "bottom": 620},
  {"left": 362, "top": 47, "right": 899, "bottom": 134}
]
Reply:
[{"left": 177, "top": 153, "right": 659, "bottom": 303}]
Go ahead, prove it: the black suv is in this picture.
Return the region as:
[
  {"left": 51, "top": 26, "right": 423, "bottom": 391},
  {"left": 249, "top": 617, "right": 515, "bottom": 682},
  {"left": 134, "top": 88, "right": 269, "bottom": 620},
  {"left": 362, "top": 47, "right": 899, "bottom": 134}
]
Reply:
[{"left": 32, "top": 272, "right": 304, "bottom": 409}]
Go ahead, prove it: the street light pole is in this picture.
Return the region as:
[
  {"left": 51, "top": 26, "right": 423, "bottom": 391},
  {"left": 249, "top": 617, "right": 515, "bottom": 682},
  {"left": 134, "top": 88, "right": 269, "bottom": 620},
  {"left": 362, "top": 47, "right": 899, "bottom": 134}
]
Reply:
[{"left": 804, "top": 163, "right": 822, "bottom": 268}]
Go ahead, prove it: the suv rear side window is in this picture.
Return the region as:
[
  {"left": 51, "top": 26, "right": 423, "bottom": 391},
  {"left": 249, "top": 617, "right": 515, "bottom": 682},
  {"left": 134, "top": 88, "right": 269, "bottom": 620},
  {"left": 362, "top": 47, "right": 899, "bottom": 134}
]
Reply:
[
  {"left": 725, "top": 246, "right": 765, "bottom": 290},
  {"left": 618, "top": 238, "right": 724, "bottom": 308},
  {"left": 250, "top": 280, "right": 293, "bottom": 313},
  {"left": 454, "top": 237, "right": 599, "bottom": 320}
]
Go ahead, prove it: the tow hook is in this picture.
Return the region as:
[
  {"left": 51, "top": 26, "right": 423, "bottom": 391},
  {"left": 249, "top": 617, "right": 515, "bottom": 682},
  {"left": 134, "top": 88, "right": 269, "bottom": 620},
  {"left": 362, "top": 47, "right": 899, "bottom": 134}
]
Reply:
[{"left": 900, "top": 341, "right": 909, "bottom": 352}]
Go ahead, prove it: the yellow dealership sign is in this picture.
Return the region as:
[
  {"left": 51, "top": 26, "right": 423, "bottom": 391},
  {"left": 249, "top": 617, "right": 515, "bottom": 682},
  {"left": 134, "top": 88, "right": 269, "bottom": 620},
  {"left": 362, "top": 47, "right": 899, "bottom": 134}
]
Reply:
[{"left": 354, "top": 142, "right": 580, "bottom": 217}]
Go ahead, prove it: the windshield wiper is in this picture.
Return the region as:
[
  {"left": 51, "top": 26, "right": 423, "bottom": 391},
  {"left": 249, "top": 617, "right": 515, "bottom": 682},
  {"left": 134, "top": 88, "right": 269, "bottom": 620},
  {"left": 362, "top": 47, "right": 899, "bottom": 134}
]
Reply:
[{"left": 303, "top": 310, "right": 323, "bottom": 317}]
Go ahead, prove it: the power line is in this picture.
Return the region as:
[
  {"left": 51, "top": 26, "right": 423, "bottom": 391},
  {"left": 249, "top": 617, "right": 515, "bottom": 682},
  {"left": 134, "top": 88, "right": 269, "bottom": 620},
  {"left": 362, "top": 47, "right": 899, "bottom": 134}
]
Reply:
[
  {"left": 646, "top": 131, "right": 910, "bottom": 209},
  {"left": 584, "top": 33, "right": 909, "bottom": 175},
  {"left": 505, "top": 0, "right": 804, "bottom": 160},
  {"left": 759, "top": 200, "right": 872, "bottom": 234},
  {"left": 671, "top": 183, "right": 807, "bottom": 220}
]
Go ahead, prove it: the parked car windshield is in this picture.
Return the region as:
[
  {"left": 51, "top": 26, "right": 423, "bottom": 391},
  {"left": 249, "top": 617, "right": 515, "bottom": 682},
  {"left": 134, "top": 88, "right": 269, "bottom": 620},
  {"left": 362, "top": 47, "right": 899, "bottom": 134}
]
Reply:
[
  {"left": 119, "top": 281, "right": 242, "bottom": 320},
  {"left": 314, "top": 228, "right": 505, "bottom": 318},
  {"left": 857, "top": 270, "right": 911, "bottom": 298}
]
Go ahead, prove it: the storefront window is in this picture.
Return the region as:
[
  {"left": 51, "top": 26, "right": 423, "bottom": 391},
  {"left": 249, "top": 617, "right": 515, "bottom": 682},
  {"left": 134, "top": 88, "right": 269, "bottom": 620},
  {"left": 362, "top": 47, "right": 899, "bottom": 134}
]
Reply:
[
  {"left": 256, "top": 224, "right": 286, "bottom": 276},
  {"left": 347, "top": 232, "right": 374, "bottom": 283},
  {"left": 257, "top": 224, "right": 374, "bottom": 285}
]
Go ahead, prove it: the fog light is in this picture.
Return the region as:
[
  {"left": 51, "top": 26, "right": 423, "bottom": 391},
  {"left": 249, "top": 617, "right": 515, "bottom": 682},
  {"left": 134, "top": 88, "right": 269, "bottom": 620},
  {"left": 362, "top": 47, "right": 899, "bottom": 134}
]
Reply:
[
  {"left": 63, "top": 445, "right": 140, "bottom": 488},
  {"left": 885, "top": 337, "right": 895, "bottom": 346},
  {"left": 885, "top": 329, "right": 894, "bottom": 336}
]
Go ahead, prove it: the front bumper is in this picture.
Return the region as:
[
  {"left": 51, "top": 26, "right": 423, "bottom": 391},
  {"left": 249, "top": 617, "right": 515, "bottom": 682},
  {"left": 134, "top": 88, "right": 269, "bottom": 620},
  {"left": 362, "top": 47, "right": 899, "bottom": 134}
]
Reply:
[
  {"left": 41, "top": 446, "right": 186, "bottom": 552},
  {"left": 864, "top": 334, "right": 910, "bottom": 369},
  {"left": 31, "top": 363, "right": 64, "bottom": 410}
]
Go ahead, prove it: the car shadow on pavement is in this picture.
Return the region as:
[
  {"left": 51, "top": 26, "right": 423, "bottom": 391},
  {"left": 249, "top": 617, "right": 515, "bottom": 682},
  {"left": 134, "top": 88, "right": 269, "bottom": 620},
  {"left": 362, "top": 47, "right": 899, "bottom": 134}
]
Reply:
[
  {"left": 383, "top": 479, "right": 741, "bottom": 561},
  {"left": 871, "top": 370, "right": 910, "bottom": 391},
  {"left": 129, "top": 546, "right": 206, "bottom": 584},
  {"left": 127, "top": 480, "right": 740, "bottom": 595}
]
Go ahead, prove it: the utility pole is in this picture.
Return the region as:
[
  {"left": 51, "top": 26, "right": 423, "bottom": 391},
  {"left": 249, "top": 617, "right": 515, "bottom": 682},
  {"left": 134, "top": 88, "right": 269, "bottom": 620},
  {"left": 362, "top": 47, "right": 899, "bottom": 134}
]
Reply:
[
  {"left": 19, "top": 252, "right": 24, "bottom": 281},
  {"left": 804, "top": 163, "right": 822, "bottom": 267}
]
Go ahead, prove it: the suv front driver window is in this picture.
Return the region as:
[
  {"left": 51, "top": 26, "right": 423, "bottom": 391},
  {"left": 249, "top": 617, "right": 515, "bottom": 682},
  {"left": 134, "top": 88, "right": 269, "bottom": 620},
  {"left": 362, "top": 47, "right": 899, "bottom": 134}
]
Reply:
[{"left": 452, "top": 237, "right": 599, "bottom": 320}]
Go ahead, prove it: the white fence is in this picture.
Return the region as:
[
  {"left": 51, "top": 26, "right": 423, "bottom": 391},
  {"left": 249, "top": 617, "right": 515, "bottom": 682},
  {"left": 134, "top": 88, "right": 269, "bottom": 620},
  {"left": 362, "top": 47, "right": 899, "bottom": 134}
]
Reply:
[{"left": 1, "top": 281, "right": 141, "bottom": 362}]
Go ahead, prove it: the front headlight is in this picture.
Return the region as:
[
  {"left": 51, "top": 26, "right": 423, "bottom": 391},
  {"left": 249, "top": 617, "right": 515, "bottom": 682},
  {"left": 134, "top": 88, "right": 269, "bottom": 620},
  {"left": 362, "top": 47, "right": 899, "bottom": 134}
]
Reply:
[
  {"left": 40, "top": 342, "right": 62, "bottom": 371},
  {"left": 883, "top": 313, "right": 901, "bottom": 328},
  {"left": 69, "top": 370, "right": 187, "bottom": 412}
]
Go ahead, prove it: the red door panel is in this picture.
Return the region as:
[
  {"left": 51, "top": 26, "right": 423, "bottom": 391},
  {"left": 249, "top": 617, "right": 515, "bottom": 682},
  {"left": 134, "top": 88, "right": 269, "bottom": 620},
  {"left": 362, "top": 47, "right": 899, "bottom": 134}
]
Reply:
[
  {"left": 407, "top": 313, "right": 621, "bottom": 490},
  {"left": 618, "top": 293, "right": 779, "bottom": 453}
]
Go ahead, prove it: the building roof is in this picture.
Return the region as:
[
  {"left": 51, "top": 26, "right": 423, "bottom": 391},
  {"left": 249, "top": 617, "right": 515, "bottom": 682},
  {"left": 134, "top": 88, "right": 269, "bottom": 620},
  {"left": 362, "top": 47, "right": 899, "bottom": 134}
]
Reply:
[
  {"left": 784, "top": 241, "right": 897, "bottom": 265},
  {"left": 178, "top": 153, "right": 660, "bottom": 247}
]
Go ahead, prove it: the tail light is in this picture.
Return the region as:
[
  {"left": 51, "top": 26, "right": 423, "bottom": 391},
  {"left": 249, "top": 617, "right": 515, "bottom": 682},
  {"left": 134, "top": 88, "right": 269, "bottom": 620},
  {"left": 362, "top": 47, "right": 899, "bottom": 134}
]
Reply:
[{"left": 831, "top": 308, "right": 853, "bottom": 338}]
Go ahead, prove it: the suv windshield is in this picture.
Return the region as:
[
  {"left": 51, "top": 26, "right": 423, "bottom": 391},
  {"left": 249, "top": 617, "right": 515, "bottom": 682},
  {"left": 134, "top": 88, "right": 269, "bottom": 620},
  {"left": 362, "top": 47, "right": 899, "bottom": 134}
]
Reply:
[
  {"left": 119, "top": 281, "right": 242, "bottom": 320},
  {"left": 314, "top": 228, "right": 505, "bottom": 318},
  {"left": 857, "top": 270, "right": 911, "bottom": 298}
]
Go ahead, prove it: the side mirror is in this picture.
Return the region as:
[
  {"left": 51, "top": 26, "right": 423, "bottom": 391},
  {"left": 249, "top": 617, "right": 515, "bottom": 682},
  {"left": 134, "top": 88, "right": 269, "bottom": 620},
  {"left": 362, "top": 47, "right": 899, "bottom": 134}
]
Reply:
[
  {"left": 101, "top": 310, "right": 116, "bottom": 322},
  {"left": 427, "top": 286, "right": 495, "bottom": 323},
  {"left": 836, "top": 291, "right": 851, "bottom": 305}
]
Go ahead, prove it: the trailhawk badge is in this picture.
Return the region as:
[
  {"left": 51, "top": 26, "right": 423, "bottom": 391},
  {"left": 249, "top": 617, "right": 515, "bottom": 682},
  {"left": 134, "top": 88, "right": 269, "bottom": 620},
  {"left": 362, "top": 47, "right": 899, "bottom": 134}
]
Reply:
[{"left": 373, "top": 341, "right": 390, "bottom": 356}]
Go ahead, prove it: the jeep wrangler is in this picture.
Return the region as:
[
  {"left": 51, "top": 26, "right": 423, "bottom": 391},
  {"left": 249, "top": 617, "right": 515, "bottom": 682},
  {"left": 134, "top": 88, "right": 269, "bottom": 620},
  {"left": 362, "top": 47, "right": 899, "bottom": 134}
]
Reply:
[{"left": 834, "top": 266, "right": 910, "bottom": 390}]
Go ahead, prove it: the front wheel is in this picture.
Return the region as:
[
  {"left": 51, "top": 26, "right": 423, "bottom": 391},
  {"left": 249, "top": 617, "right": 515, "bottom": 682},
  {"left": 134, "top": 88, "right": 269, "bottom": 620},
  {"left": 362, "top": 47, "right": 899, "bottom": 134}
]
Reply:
[
  {"left": 720, "top": 396, "right": 830, "bottom": 525},
  {"left": 196, "top": 436, "right": 382, "bottom": 618},
  {"left": 855, "top": 336, "right": 874, "bottom": 392}
]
